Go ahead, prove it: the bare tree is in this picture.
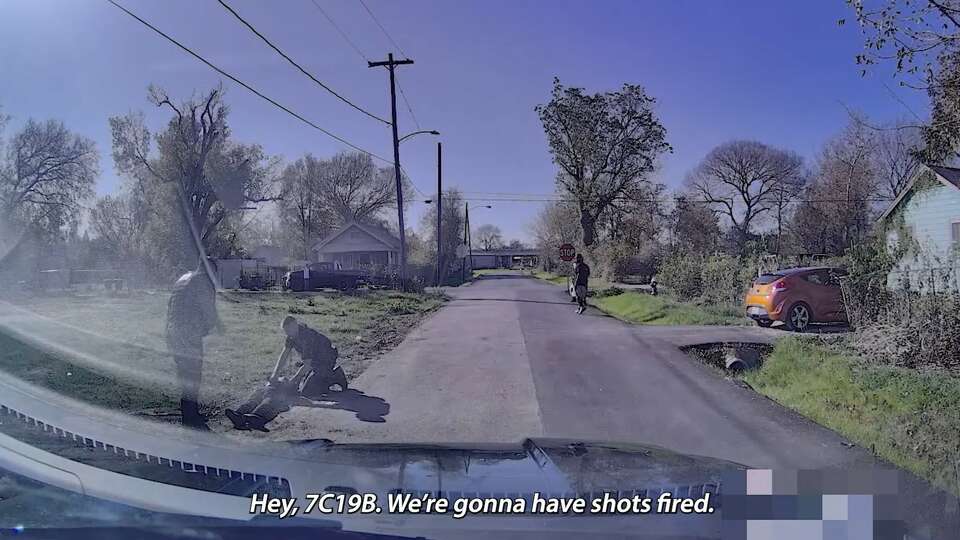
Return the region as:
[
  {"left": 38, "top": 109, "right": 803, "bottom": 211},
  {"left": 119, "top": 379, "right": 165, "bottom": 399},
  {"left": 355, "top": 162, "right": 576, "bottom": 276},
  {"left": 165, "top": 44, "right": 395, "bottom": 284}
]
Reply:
[
  {"left": 89, "top": 191, "right": 144, "bottom": 261},
  {"left": 0, "top": 119, "right": 98, "bottom": 237},
  {"left": 669, "top": 196, "right": 720, "bottom": 254},
  {"left": 277, "top": 154, "right": 333, "bottom": 260},
  {"left": 474, "top": 224, "right": 503, "bottom": 250},
  {"left": 790, "top": 119, "right": 881, "bottom": 255},
  {"left": 530, "top": 200, "right": 580, "bottom": 269},
  {"left": 110, "top": 85, "right": 278, "bottom": 268},
  {"left": 769, "top": 168, "right": 809, "bottom": 256},
  {"left": 316, "top": 151, "right": 398, "bottom": 223},
  {"left": 536, "top": 78, "right": 671, "bottom": 247},
  {"left": 874, "top": 119, "right": 923, "bottom": 200},
  {"left": 420, "top": 189, "right": 465, "bottom": 281},
  {"left": 686, "top": 140, "right": 804, "bottom": 249}
]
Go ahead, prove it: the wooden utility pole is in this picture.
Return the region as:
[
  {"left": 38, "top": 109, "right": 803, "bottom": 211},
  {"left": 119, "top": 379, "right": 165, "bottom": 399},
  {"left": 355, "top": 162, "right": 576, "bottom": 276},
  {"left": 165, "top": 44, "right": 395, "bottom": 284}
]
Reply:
[
  {"left": 436, "top": 141, "right": 442, "bottom": 286},
  {"left": 463, "top": 201, "right": 473, "bottom": 280},
  {"left": 368, "top": 53, "right": 414, "bottom": 287}
]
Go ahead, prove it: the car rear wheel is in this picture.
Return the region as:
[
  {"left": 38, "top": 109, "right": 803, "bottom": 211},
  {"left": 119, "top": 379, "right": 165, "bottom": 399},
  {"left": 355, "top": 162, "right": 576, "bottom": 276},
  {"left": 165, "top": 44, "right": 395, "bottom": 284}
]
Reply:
[{"left": 785, "top": 303, "right": 812, "bottom": 332}]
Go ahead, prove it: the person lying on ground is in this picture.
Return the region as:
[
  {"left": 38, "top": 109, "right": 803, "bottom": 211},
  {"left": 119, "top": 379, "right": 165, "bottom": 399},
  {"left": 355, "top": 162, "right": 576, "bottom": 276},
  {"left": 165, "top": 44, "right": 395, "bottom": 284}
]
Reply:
[
  {"left": 224, "top": 374, "right": 304, "bottom": 432},
  {"left": 225, "top": 316, "right": 346, "bottom": 431}
]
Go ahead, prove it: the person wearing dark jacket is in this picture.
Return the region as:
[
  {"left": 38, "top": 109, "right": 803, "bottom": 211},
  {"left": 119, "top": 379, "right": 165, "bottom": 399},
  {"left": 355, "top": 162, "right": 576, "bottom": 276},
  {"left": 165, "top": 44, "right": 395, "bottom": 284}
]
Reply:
[
  {"left": 165, "top": 258, "right": 223, "bottom": 429},
  {"left": 225, "top": 316, "right": 345, "bottom": 431},
  {"left": 573, "top": 254, "right": 591, "bottom": 314}
]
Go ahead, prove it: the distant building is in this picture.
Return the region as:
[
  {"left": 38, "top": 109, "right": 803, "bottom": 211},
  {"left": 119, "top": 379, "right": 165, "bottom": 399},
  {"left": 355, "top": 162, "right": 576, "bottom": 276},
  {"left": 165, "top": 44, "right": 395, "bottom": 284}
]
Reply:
[
  {"left": 470, "top": 247, "right": 539, "bottom": 269},
  {"left": 312, "top": 222, "right": 400, "bottom": 269},
  {"left": 878, "top": 164, "right": 960, "bottom": 291}
]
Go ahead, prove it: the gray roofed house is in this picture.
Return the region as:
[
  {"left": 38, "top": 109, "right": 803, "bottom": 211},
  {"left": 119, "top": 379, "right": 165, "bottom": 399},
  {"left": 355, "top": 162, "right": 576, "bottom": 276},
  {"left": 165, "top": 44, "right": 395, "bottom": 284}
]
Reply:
[{"left": 312, "top": 221, "right": 401, "bottom": 269}]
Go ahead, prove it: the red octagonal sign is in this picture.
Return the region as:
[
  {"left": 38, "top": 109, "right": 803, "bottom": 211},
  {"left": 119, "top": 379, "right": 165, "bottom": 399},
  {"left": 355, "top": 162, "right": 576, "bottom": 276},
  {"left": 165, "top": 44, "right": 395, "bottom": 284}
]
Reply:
[{"left": 558, "top": 243, "right": 576, "bottom": 262}]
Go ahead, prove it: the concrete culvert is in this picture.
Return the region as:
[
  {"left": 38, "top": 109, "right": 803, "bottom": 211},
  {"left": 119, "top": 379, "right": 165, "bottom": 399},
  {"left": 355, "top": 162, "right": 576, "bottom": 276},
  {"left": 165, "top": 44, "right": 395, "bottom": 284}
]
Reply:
[
  {"left": 682, "top": 342, "right": 772, "bottom": 373},
  {"left": 724, "top": 345, "right": 764, "bottom": 372}
]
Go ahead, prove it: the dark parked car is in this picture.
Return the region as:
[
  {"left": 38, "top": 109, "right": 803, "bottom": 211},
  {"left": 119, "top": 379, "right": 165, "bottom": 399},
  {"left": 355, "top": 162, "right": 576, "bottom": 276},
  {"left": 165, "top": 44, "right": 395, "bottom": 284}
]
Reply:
[{"left": 283, "top": 262, "right": 364, "bottom": 292}]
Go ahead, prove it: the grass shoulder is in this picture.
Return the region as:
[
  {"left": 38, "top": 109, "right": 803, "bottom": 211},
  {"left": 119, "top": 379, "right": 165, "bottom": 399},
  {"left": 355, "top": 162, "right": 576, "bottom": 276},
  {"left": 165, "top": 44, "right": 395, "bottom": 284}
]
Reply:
[
  {"left": 533, "top": 271, "right": 745, "bottom": 325},
  {"left": 744, "top": 337, "right": 960, "bottom": 496},
  {"left": 0, "top": 290, "right": 445, "bottom": 418}
]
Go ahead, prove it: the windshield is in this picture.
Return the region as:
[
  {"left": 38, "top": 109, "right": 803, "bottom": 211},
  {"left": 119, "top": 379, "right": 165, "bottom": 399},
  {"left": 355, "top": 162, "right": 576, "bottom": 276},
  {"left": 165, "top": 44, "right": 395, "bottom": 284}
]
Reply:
[{"left": 2, "top": 0, "right": 959, "bottom": 537}]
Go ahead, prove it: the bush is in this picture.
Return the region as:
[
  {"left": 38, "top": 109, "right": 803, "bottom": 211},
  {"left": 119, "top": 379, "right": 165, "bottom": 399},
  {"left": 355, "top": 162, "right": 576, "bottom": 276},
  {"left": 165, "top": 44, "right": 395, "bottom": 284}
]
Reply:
[
  {"left": 700, "top": 253, "right": 755, "bottom": 306},
  {"left": 593, "top": 241, "right": 661, "bottom": 282},
  {"left": 360, "top": 263, "right": 430, "bottom": 292},
  {"left": 851, "top": 291, "right": 960, "bottom": 373},
  {"left": 659, "top": 251, "right": 704, "bottom": 297}
]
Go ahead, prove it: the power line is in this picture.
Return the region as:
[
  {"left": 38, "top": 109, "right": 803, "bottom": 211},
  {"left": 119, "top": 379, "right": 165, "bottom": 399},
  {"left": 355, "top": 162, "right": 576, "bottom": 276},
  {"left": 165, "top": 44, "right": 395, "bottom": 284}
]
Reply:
[
  {"left": 105, "top": 0, "right": 392, "bottom": 164},
  {"left": 880, "top": 80, "right": 923, "bottom": 122},
  {"left": 399, "top": 165, "right": 428, "bottom": 198},
  {"left": 395, "top": 70, "right": 421, "bottom": 130},
  {"left": 216, "top": 0, "right": 390, "bottom": 125},
  {"left": 358, "top": 0, "right": 408, "bottom": 57},
  {"left": 308, "top": 0, "right": 370, "bottom": 63},
  {"left": 352, "top": 0, "right": 422, "bottom": 129},
  {"left": 307, "top": 0, "right": 426, "bottom": 191},
  {"left": 413, "top": 195, "right": 896, "bottom": 204}
]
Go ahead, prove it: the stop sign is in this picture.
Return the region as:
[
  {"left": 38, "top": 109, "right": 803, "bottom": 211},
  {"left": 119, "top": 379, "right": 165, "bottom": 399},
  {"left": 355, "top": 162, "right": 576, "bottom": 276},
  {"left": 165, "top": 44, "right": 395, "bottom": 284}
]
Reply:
[{"left": 558, "top": 243, "right": 576, "bottom": 262}]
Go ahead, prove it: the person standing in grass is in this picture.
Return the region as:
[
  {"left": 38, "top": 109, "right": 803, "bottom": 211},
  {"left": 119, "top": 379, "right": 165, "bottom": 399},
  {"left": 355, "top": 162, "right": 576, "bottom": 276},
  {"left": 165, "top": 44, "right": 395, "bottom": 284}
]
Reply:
[
  {"left": 165, "top": 258, "right": 223, "bottom": 430},
  {"left": 573, "top": 254, "right": 590, "bottom": 314}
]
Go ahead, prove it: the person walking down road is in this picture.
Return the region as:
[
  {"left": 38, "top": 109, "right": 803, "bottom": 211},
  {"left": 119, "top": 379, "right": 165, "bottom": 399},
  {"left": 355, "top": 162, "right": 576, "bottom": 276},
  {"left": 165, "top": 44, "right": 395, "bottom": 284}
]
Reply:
[
  {"left": 165, "top": 258, "right": 223, "bottom": 429},
  {"left": 574, "top": 254, "right": 590, "bottom": 315}
]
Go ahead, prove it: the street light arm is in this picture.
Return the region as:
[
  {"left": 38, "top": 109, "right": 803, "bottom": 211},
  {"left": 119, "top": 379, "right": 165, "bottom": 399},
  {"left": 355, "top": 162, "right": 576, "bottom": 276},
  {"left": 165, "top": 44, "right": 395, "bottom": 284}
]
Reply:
[{"left": 398, "top": 129, "right": 440, "bottom": 144}]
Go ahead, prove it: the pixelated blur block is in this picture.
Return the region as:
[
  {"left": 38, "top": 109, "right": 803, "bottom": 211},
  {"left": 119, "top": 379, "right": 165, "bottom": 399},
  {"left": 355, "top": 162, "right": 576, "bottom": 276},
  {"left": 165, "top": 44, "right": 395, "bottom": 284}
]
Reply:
[
  {"left": 821, "top": 494, "right": 848, "bottom": 521},
  {"left": 747, "top": 469, "right": 773, "bottom": 495}
]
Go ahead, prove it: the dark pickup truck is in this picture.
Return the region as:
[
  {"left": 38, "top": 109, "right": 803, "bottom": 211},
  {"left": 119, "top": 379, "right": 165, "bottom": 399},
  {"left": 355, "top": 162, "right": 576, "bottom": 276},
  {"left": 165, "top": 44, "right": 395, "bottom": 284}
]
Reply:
[{"left": 283, "top": 262, "right": 364, "bottom": 292}]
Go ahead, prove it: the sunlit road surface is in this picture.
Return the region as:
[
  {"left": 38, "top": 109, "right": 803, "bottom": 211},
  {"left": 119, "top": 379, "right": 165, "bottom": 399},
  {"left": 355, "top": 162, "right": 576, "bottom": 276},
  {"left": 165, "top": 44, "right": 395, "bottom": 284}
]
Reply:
[{"left": 268, "top": 274, "right": 860, "bottom": 470}]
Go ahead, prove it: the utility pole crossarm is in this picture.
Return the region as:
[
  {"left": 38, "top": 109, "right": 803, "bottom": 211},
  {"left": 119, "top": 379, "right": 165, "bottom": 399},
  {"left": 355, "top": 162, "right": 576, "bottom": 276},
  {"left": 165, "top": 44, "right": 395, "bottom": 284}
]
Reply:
[{"left": 368, "top": 58, "right": 414, "bottom": 68}]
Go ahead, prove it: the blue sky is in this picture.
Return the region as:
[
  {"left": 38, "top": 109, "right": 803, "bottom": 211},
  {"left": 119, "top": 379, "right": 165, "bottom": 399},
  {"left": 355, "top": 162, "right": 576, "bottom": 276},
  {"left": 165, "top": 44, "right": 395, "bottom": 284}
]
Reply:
[{"left": 0, "top": 0, "right": 928, "bottom": 242}]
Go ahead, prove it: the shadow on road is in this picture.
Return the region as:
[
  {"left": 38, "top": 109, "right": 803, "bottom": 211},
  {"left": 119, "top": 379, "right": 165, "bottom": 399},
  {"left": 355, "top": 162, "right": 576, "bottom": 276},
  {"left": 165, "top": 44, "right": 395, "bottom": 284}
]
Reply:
[
  {"left": 454, "top": 297, "right": 574, "bottom": 306},
  {"left": 473, "top": 274, "right": 533, "bottom": 280},
  {"left": 294, "top": 389, "right": 390, "bottom": 423}
]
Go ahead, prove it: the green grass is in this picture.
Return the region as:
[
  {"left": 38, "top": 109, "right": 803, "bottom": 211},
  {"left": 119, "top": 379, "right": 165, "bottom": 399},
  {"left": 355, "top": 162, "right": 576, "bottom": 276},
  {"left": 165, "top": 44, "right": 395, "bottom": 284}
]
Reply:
[
  {"left": 744, "top": 338, "right": 960, "bottom": 496},
  {"left": 532, "top": 271, "right": 745, "bottom": 325},
  {"left": 594, "top": 291, "right": 746, "bottom": 326},
  {"left": 532, "top": 271, "right": 570, "bottom": 286},
  {"left": 0, "top": 290, "right": 445, "bottom": 416}
]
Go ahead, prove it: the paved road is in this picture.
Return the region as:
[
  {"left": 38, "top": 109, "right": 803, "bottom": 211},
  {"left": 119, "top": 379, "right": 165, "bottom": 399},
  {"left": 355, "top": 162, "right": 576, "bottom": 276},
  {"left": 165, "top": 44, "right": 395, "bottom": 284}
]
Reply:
[{"left": 266, "top": 274, "right": 869, "bottom": 471}]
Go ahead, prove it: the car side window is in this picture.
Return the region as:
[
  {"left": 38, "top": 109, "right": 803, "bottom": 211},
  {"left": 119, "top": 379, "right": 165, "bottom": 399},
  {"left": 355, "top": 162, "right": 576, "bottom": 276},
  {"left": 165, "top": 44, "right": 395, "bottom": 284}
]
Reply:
[
  {"left": 826, "top": 270, "right": 845, "bottom": 287},
  {"left": 804, "top": 272, "right": 825, "bottom": 285}
]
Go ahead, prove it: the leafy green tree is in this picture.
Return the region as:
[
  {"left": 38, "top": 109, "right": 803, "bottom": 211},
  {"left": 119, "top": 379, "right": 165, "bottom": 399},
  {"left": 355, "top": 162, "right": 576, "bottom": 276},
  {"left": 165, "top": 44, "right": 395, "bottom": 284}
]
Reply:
[{"left": 536, "top": 78, "right": 671, "bottom": 247}]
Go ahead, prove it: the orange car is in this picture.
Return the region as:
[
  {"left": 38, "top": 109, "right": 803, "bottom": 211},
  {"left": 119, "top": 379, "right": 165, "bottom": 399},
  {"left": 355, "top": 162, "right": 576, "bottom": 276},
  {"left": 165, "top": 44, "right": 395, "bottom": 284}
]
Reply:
[{"left": 743, "top": 267, "right": 847, "bottom": 331}]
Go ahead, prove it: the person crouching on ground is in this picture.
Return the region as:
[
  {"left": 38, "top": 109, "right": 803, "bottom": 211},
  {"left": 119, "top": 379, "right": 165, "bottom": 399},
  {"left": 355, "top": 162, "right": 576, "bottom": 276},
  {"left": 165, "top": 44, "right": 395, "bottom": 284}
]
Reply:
[
  {"left": 225, "top": 316, "right": 345, "bottom": 431},
  {"left": 573, "top": 254, "right": 591, "bottom": 315}
]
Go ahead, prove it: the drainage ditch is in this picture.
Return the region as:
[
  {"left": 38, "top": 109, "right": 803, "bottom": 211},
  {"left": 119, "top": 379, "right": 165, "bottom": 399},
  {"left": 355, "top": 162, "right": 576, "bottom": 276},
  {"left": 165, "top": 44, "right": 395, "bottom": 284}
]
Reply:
[{"left": 681, "top": 342, "right": 774, "bottom": 373}]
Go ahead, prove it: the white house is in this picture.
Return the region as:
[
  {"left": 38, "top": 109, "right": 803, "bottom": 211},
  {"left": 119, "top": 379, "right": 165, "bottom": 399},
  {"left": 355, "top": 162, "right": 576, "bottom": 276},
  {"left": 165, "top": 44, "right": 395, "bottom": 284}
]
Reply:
[
  {"left": 878, "top": 164, "right": 960, "bottom": 292},
  {"left": 312, "top": 222, "right": 400, "bottom": 269}
]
